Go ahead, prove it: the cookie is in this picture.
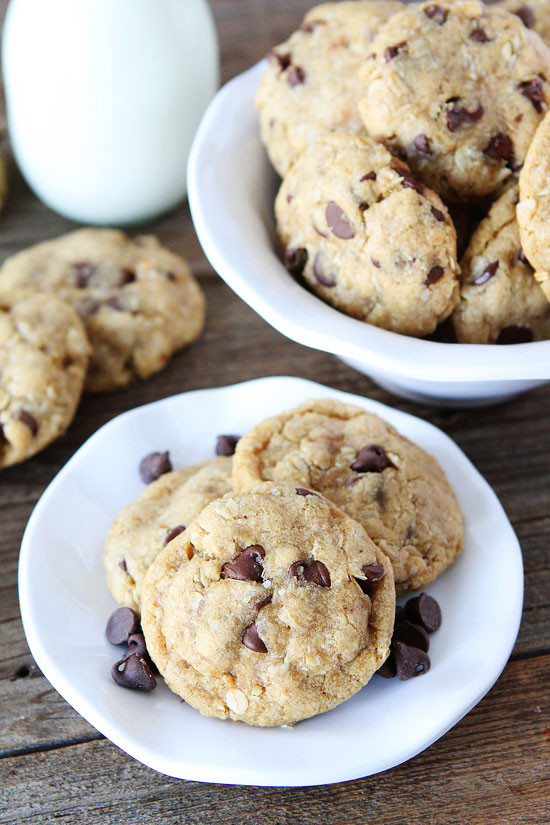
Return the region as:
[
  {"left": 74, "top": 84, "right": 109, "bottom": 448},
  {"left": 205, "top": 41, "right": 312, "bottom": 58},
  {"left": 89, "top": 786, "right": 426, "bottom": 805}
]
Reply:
[
  {"left": 141, "top": 483, "right": 395, "bottom": 727},
  {"left": 453, "top": 184, "right": 550, "bottom": 343},
  {"left": 517, "top": 110, "right": 550, "bottom": 299},
  {"left": 498, "top": 0, "right": 550, "bottom": 45},
  {"left": 232, "top": 399, "right": 463, "bottom": 593},
  {"left": 275, "top": 132, "right": 459, "bottom": 336},
  {"left": 104, "top": 457, "right": 233, "bottom": 611},
  {"left": 256, "top": 0, "right": 403, "bottom": 177},
  {"left": 0, "top": 293, "right": 90, "bottom": 469},
  {"left": 0, "top": 229, "right": 205, "bottom": 393},
  {"left": 358, "top": 0, "right": 550, "bottom": 202}
]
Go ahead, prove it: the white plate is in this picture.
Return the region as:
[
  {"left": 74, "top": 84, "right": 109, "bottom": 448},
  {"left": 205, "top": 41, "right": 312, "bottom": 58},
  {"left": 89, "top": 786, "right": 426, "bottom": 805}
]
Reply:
[
  {"left": 187, "top": 62, "right": 550, "bottom": 406},
  {"left": 19, "top": 377, "right": 523, "bottom": 786}
]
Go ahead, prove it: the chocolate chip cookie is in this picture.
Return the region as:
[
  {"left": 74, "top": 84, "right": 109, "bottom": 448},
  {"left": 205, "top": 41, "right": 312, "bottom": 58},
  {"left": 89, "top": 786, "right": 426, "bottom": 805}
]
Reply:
[
  {"left": 498, "top": 0, "right": 550, "bottom": 45},
  {"left": 0, "top": 229, "right": 205, "bottom": 392},
  {"left": 256, "top": 0, "right": 403, "bottom": 177},
  {"left": 358, "top": 0, "right": 550, "bottom": 202},
  {"left": 0, "top": 293, "right": 90, "bottom": 469},
  {"left": 276, "top": 132, "right": 459, "bottom": 336},
  {"left": 453, "top": 183, "right": 550, "bottom": 343},
  {"left": 232, "top": 399, "right": 463, "bottom": 593},
  {"left": 517, "top": 110, "right": 550, "bottom": 300},
  {"left": 141, "top": 483, "right": 395, "bottom": 726},
  {"left": 104, "top": 457, "right": 233, "bottom": 610}
]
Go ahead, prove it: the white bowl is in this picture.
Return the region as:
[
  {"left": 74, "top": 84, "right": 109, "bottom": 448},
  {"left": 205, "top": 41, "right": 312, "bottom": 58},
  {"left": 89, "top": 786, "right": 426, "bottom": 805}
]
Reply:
[
  {"left": 19, "top": 376, "right": 523, "bottom": 786},
  {"left": 187, "top": 62, "right": 550, "bottom": 407}
]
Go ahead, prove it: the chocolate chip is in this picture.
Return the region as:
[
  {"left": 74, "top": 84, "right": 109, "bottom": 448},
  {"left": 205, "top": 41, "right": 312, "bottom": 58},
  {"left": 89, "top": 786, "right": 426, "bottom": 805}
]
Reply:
[
  {"left": 393, "top": 640, "right": 431, "bottom": 680},
  {"left": 414, "top": 134, "right": 432, "bottom": 155},
  {"left": 351, "top": 444, "right": 391, "bottom": 473},
  {"left": 288, "top": 66, "right": 306, "bottom": 86},
  {"left": 242, "top": 623, "right": 267, "bottom": 653},
  {"left": 446, "top": 101, "right": 484, "bottom": 131},
  {"left": 518, "top": 78, "right": 545, "bottom": 112},
  {"left": 126, "top": 632, "right": 147, "bottom": 658},
  {"left": 313, "top": 224, "right": 327, "bottom": 238},
  {"left": 164, "top": 525, "right": 185, "bottom": 545},
  {"left": 267, "top": 51, "right": 290, "bottom": 70},
  {"left": 424, "top": 5, "right": 447, "bottom": 24},
  {"left": 376, "top": 652, "right": 396, "bottom": 678},
  {"left": 513, "top": 6, "right": 535, "bottom": 28},
  {"left": 284, "top": 246, "right": 308, "bottom": 277},
  {"left": 222, "top": 545, "right": 265, "bottom": 582},
  {"left": 17, "top": 410, "right": 38, "bottom": 435},
  {"left": 518, "top": 249, "right": 532, "bottom": 267},
  {"left": 295, "top": 488, "right": 320, "bottom": 497},
  {"left": 431, "top": 206, "right": 445, "bottom": 222},
  {"left": 139, "top": 451, "right": 172, "bottom": 484},
  {"left": 484, "top": 133, "right": 513, "bottom": 162},
  {"left": 326, "top": 201, "right": 355, "bottom": 239},
  {"left": 385, "top": 41, "right": 406, "bottom": 61},
  {"left": 215, "top": 434, "right": 240, "bottom": 456},
  {"left": 356, "top": 563, "right": 385, "bottom": 595},
  {"left": 358, "top": 202, "right": 369, "bottom": 212},
  {"left": 360, "top": 171, "right": 377, "bottom": 181},
  {"left": 290, "top": 559, "right": 331, "bottom": 588},
  {"left": 112, "top": 653, "right": 157, "bottom": 691},
  {"left": 371, "top": 257, "right": 381, "bottom": 268},
  {"left": 166, "top": 271, "right": 177, "bottom": 282},
  {"left": 395, "top": 605, "right": 406, "bottom": 626},
  {"left": 74, "top": 261, "right": 96, "bottom": 288},
  {"left": 119, "top": 267, "right": 136, "bottom": 285},
  {"left": 470, "top": 26, "right": 489, "bottom": 42},
  {"left": 425, "top": 265, "right": 444, "bottom": 286},
  {"left": 313, "top": 253, "right": 336, "bottom": 287},
  {"left": 393, "top": 164, "right": 424, "bottom": 194},
  {"left": 404, "top": 593, "right": 442, "bottom": 633},
  {"left": 472, "top": 260, "right": 498, "bottom": 285},
  {"left": 255, "top": 595, "right": 272, "bottom": 610},
  {"left": 393, "top": 620, "right": 430, "bottom": 652},
  {"left": 119, "top": 559, "right": 127, "bottom": 572},
  {"left": 106, "top": 607, "right": 140, "bottom": 646},
  {"left": 496, "top": 325, "right": 533, "bottom": 344}
]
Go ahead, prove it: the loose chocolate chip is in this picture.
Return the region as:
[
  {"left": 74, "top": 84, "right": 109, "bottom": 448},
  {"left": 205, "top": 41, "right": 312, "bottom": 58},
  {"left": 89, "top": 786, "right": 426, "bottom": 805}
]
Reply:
[
  {"left": 425, "top": 265, "right": 444, "bottom": 286},
  {"left": 484, "top": 132, "right": 513, "bottom": 162},
  {"left": 267, "top": 50, "right": 290, "bottom": 70},
  {"left": 431, "top": 206, "right": 446, "bottom": 223},
  {"left": 496, "top": 325, "right": 533, "bottom": 344},
  {"left": 215, "top": 434, "right": 240, "bottom": 456},
  {"left": 255, "top": 595, "right": 272, "bottom": 610},
  {"left": 17, "top": 409, "right": 38, "bottom": 435},
  {"left": 376, "top": 651, "right": 396, "bottom": 678},
  {"left": 371, "top": 257, "right": 381, "bottom": 268},
  {"left": 326, "top": 201, "right": 355, "bottom": 239},
  {"left": 518, "top": 249, "right": 532, "bottom": 267},
  {"left": 126, "top": 633, "right": 147, "bottom": 658},
  {"left": 385, "top": 41, "right": 406, "bottom": 61},
  {"left": 139, "top": 451, "right": 172, "bottom": 484},
  {"left": 414, "top": 134, "right": 433, "bottom": 155},
  {"left": 518, "top": 78, "right": 545, "bottom": 112},
  {"left": 119, "top": 267, "right": 136, "bottom": 285},
  {"left": 295, "top": 488, "right": 320, "bottom": 497},
  {"left": 164, "top": 525, "right": 185, "bottom": 545},
  {"left": 360, "top": 171, "right": 377, "bottom": 181},
  {"left": 119, "top": 559, "right": 127, "bottom": 572},
  {"left": 393, "top": 640, "right": 431, "bottom": 680},
  {"left": 351, "top": 444, "right": 391, "bottom": 473},
  {"left": 284, "top": 247, "right": 308, "bottom": 277},
  {"left": 106, "top": 607, "right": 140, "bottom": 646},
  {"left": 222, "top": 545, "right": 265, "bottom": 582},
  {"left": 472, "top": 260, "right": 499, "bottom": 285},
  {"left": 313, "top": 253, "right": 336, "bottom": 287},
  {"left": 242, "top": 623, "right": 268, "bottom": 653},
  {"left": 446, "top": 101, "right": 484, "bottom": 131},
  {"left": 288, "top": 66, "right": 306, "bottom": 86},
  {"left": 395, "top": 605, "right": 406, "bottom": 626},
  {"left": 405, "top": 593, "right": 442, "bottom": 633},
  {"left": 470, "top": 26, "right": 489, "bottom": 42},
  {"left": 513, "top": 6, "right": 535, "bottom": 28},
  {"left": 74, "top": 261, "right": 96, "bottom": 288},
  {"left": 290, "top": 559, "right": 331, "bottom": 588},
  {"left": 393, "top": 620, "right": 430, "bottom": 652},
  {"left": 424, "top": 5, "right": 447, "bottom": 24},
  {"left": 112, "top": 653, "right": 157, "bottom": 691}
]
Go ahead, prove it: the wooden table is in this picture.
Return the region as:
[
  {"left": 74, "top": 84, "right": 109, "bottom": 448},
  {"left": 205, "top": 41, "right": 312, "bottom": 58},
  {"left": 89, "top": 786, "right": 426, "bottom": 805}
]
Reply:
[{"left": 1, "top": 1, "right": 549, "bottom": 822}]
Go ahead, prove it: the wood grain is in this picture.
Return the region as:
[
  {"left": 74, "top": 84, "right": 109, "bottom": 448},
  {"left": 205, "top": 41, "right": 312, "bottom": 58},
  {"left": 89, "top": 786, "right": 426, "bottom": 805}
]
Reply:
[{"left": 0, "top": 0, "right": 549, "bottom": 821}]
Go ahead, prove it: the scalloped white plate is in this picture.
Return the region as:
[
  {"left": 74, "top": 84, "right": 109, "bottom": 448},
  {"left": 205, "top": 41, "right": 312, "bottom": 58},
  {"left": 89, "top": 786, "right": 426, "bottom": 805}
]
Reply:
[{"left": 19, "top": 377, "right": 523, "bottom": 786}]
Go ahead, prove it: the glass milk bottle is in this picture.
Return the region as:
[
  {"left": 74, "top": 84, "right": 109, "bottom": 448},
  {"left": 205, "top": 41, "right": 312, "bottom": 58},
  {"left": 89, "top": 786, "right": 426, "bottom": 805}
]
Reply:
[{"left": 2, "top": 0, "right": 219, "bottom": 224}]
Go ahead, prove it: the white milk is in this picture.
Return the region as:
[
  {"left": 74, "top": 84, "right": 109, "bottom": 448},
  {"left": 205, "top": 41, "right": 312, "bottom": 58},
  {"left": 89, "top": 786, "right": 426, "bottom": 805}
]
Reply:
[{"left": 2, "top": 0, "right": 219, "bottom": 224}]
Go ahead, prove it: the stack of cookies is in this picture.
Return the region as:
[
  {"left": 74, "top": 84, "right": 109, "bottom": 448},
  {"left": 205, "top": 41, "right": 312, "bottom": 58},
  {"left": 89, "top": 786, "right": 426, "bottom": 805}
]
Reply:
[
  {"left": 104, "top": 399, "right": 463, "bottom": 727},
  {"left": 257, "top": 0, "right": 550, "bottom": 344},
  {"left": 0, "top": 228, "right": 205, "bottom": 469}
]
